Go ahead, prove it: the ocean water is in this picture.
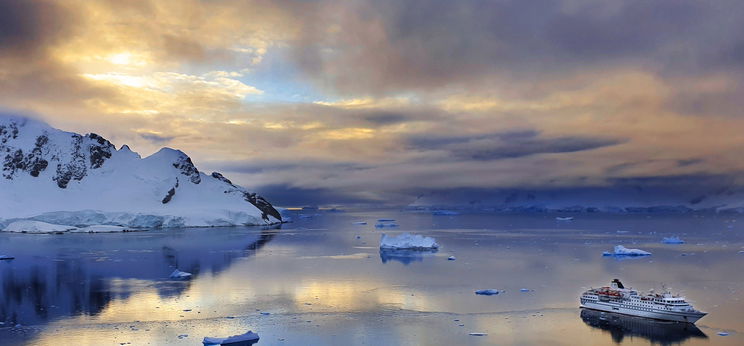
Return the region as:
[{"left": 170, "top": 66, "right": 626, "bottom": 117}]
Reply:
[{"left": 0, "top": 211, "right": 742, "bottom": 345}]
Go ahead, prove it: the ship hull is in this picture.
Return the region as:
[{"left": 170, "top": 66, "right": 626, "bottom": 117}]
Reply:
[{"left": 580, "top": 303, "right": 706, "bottom": 323}]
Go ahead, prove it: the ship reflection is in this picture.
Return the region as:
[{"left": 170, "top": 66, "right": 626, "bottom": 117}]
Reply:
[
  {"left": 0, "top": 227, "right": 278, "bottom": 327},
  {"left": 580, "top": 308, "right": 707, "bottom": 345}
]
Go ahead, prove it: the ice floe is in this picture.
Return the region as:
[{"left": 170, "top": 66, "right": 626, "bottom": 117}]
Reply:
[
  {"left": 448, "top": 256, "right": 456, "bottom": 261},
  {"left": 169, "top": 269, "right": 192, "bottom": 280},
  {"left": 475, "top": 289, "right": 502, "bottom": 295},
  {"left": 203, "top": 330, "right": 260, "bottom": 345},
  {"left": 661, "top": 236, "right": 685, "bottom": 244},
  {"left": 380, "top": 233, "right": 439, "bottom": 250},
  {"left": 603, "top": 245, "right": 652, "bottom": 256}
]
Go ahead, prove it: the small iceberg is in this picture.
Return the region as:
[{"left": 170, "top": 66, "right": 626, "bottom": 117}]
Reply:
[
  {"left": 380, "top": 233, "right": 439, "bottom": 250},
  {"left": 447, "top": 256, "right": 456, "bottom": 261},
  {"left": 375, "top": 222, "right": 399, "bottom": 228},
  {"left": 203, "top": 330, "right": 260, "bottom": 345},
  {"left": 475, "top": 289, "right": 502, "bottom": 296},
  {"left": 555, "top": 216, "right": 574, "bottom": 221},
  {"left": 520, "top": 288, "right": 531, "bottom": 292},
  {"left": 717, "top": 331, "right": 729, "bottom": 336},
  {"left": 661, "top": 236, "right": 685, "bottom": 244},
  {"left": 603, "top": 245, "right": 651, "bottom": 257},
  {"left": 377, "top": 218, "right": 396, "bottom": 222},
  {"left": 469, "top": 332, "right": 488, "bottom": 336},
  {"left": 170, "top": 269, "right": 192, "bottom": 280},
  {"left": 352, "top": 221, "right": 367, "bottom": 225},
  {"left": 0, "top": 255, "right": 14, "bottom": 260}
]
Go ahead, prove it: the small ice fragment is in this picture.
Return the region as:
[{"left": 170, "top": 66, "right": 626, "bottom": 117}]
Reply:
[
  {"left": 718, "top": 332, "right": 729, "bottom": 336},
  {"left": 555, "top": 217, "right": 574, "bottom": 221},
  {"left": 475, "top": 289, "right": 502, "bottom": 296},
  {"left": 380, "top": 233, "right": 439, "bottom": 250},
  {"left": 377, "top": 219, "right": 395, "bottom": 222},
  {"left": 203, "top": 330, "right": 260, "bottom": 345},
  {"left": 356, "top": 235, "right": 361, "bottom": 239},
  {"left": 183, "top": 309, "right": 192, "bottom": 312},
  {"left": 260, "top": 312, "right": 270, "bottom": 315},
  {"left": 520, "top": 288, "right": 530, "bottom": 292},
  {"left": 0, "top": 255, "right": 14, "bottom": 260},
  {"left": 169, "top": 269, "right": 192, "bottom": 280},
  {"left": 447, "top": 256, "right": 456, "bottom": 261},
  {"left": 375, "top": 223, "right": 399, "bottom": 228},
  {"left": 604, "top": 245, "right": 651, "bottom": 256},
  {"left": 469, "top": 332, "right": 488, "bottom": 336},
  {"left": 661, "top": 236, "right": 685, "bottom": 244},
  {"left": 178, "top": 334, "right": 188, "bottom": 339},
  {"left": 352, "top": 221, "right": 367, "bottom": 225}
]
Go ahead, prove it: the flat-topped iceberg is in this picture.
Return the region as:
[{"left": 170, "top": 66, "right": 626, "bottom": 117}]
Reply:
[
  {"left": 603, "top": 245, "right": 651, "bottom": 256},
  {"left": 380, "top": 233, "right": 439, "bottom": 250},
  {"left": 661, "top": 236, "right": 685, "bottom": 244},
  {"left": 203, "top": 330, "right": 259, "bottom": 345}
]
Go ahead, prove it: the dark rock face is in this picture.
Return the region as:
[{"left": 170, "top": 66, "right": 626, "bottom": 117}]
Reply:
[
  {"left": 244, "top": 192, "right": 282, "bottom": 222},
  {"left": 53, "top": 135, "right": 87, "bottom": 188},
  {"left": 173, "top": 156, "right": 201, "bottom": 184},
  {"left": 87, "top": 133, "right": 114, "bottom": 169},
  {"left": 162, "top": 178, "right": 179, "bottom": 204},
  {"left": 211, "top": 172, "right": 234, "bottom": 186}
]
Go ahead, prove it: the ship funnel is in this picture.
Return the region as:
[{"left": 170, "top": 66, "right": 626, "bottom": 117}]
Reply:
[{"left": 612, "top": 279, "right": 625, "bottom": 289}]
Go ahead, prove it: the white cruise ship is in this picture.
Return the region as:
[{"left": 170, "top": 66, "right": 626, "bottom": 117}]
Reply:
[{"left": 580, "top": 279, "right": 707, "bottom": 323}]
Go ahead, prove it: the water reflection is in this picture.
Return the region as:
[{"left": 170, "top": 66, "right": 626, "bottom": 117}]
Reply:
[
  {"left": 0, "top": 227, "right": 277, "bottom": 326},
  {"left": 379, "top": 249, "right": 437, "bottom": 265},
  {"left": 580, "top": 308, "right": 708, "bottom": 345}
]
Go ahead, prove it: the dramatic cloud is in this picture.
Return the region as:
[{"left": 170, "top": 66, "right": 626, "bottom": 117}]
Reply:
[{"left": 1, "top": 0, "right": 744, "bottom": 206}]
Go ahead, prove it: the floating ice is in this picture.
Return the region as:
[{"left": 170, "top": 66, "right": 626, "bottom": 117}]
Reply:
[
  {"left": 377, "top": 218, "right": 396, "bottom": 222},
  {"left": 475, "top": 289, "right": 502, "bottom": 295},
  {"left": 432, "top": 210, "right": 459, "bottom": 216},
  {"left": 718, "top": 331, "right": 729, "bottom": 336},
  {"left": 448, "top": 256, "right": 456, "bottom": 261},
  {"left": 203, "top": 330, "right": 260, "bottom": 345},
  {"left": 661, "top": 236, "right": 685, "bottom": 244},
  {"left": 2, "top": 220, "right": 77, "bottom": 234},
  {"left": 352, "top": 221, "right": 367, "bottom": 225},
  {"left": 375, "top": 223, "right": 399, "bottom": 228},
  {"left": 0, "top": 255, "right": 14, "bottom": 260},
  {"left": 380, "top": 233, "right": 439, "bottom": 250},
  {"left": 469, "top": 332, "right": 488, "bottom": 336},
  {"left": 555, "top": 216, "right": 574, "bottom": 221},
  {"left": 169, "top": 269, "right": 192, "bottom": 280},
  {"left": 603, "top": 245, "right": 651, "bottom": 256},
  {"left": 520, "top": 288, "right": 531, "bottom": 292}
]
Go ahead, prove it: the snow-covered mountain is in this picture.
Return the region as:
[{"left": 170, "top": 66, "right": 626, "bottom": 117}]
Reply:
[
  {"left": 0, "top": 115, "right": 281, "bottom": 228},
  {"left": 409, "top": 185, "right": 744, "bottom": 213}
]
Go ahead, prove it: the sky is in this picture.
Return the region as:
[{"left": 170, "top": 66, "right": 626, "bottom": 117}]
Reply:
[{"left": 1, "top": 0, "right": 744, "bottom": 206}]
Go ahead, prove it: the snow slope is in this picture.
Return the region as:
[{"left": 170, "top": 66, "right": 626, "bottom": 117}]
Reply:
[{"left": 0, "top": 115, "right": 281, "bottom": 228}]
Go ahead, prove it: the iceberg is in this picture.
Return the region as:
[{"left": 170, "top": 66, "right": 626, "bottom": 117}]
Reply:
[
  {"left": 2, "top": 220, "right": 77, "bottom": 234},
  {"left": 555, "top": 216, "right": 574, "bottom": 221},
  {"left": 475, "top": 289, "right": 502, "bottom": 295},
  {"left": 170, "top": 269, "right": 192, "bottom": 280},
  {"left": 203, "top": 330, "right": 260, "bottom": 345},
  {"left": 603, "top": 245, "right": 652, "bottom": 256},
  {"left": 447, "top": 256, "right": 456, "bottom": 261},
  {"left": 380, "top": 233, "right": 439, "bottom": 250},
  {"left": 661, "top": 236, "right": 685, "bottom": 244}
]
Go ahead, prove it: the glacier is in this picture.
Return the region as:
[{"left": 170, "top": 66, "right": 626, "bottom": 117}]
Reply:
[{"left": 0, "top": 115, "right": 281, "bottom": 229}]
